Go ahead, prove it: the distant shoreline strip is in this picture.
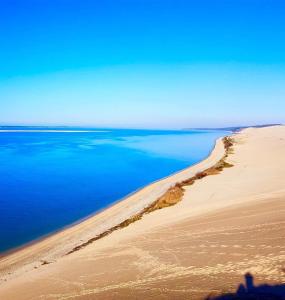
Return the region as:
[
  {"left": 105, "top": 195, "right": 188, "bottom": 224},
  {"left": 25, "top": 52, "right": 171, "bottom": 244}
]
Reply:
[{"left": 0, "top": 130, "right": 110, "bottom": 133}]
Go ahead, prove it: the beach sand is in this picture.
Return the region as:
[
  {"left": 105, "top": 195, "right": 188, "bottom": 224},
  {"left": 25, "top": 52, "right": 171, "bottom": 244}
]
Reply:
[{"left": 0, "top": 125, "right": 284, "bottom": 299}]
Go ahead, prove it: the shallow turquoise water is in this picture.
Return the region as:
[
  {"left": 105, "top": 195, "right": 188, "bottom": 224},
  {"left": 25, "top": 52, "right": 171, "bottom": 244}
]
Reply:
[{"left": 0, "top": 128, "right": 228, "bottom": 253}]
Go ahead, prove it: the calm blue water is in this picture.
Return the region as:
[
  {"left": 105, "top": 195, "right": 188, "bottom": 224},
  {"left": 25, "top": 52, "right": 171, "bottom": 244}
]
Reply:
[{"left": 0, "top": 128, "right": 228, "bottom": 253}]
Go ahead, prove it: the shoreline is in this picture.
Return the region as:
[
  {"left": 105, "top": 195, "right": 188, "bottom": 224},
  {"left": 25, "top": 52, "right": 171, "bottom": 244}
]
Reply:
[
  {"left": 0, "top": 131, "right": 228, "bottom": 279},
  {"left": 0, "top": 133, "right": 227, "bottom": 258}
]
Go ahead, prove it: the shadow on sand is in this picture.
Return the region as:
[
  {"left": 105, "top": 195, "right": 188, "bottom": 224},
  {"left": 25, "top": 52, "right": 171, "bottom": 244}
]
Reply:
[{"left": 206, "top": 273, "right": 285, "bottom": 300}]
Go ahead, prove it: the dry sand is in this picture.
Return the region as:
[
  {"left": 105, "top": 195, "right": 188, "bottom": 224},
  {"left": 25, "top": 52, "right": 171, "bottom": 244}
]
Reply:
[{"left": 0, "top": 125, "right": 284, "bottom": 299}]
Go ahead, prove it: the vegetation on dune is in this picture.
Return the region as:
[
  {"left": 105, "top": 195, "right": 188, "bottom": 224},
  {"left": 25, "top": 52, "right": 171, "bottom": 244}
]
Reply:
[{"left": 67, "top": 136, "right": 235, "bottom": 255}]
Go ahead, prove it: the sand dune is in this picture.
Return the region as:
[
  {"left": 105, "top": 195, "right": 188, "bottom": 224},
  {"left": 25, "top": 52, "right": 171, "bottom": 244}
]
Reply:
[{"left": 0, "top": 125, "right": 284, "bottom": 299}]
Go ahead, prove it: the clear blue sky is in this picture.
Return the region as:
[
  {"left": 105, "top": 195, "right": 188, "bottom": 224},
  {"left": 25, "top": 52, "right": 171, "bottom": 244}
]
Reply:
[{"left": 0, "top": 0, "right": 284, "bottom": 128}]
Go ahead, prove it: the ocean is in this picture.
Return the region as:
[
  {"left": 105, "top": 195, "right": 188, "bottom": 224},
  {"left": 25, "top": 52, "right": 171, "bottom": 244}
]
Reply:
[{"left": 0, "top": 128, "right": 228, "bottom": 253}]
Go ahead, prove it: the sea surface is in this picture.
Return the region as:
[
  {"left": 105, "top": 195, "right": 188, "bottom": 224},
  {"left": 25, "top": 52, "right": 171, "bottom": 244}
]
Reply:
[{"left": 0, "top": 127, "right": 228, "bottom": 253}]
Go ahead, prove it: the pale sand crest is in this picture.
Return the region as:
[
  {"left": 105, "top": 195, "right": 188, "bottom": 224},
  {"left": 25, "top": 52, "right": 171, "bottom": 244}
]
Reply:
[{"left": 0, "top": 125, "right": 284, "bottom": 299}]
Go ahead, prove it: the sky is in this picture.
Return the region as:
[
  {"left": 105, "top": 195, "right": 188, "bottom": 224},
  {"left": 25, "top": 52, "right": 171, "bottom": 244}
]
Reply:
[{"left": 0, "top": 0, "right": 284, "bottom": 128}]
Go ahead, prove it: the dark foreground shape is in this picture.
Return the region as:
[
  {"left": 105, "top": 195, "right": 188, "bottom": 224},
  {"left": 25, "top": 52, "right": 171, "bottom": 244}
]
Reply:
[{"left": 206, "top": 273, "right": 285, "bottom": 300}]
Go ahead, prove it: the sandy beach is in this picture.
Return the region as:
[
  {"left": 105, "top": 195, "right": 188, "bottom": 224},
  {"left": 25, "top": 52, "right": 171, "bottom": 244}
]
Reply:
[{"left": 0, "top": 125, "right": 284, "bottom": 299}]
